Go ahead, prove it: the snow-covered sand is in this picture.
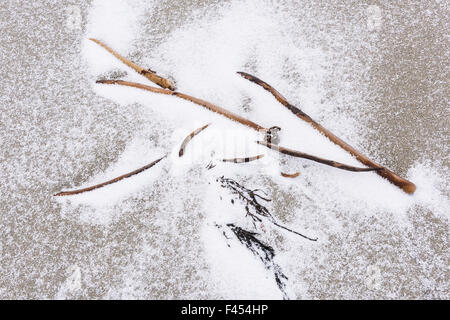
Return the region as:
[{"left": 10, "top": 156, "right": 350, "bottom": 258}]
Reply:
[{"left": 0, "top": 0, "right": 448, "bottom": 299}]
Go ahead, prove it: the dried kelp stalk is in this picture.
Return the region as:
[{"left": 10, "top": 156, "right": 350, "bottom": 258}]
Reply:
[
  {"left": 179, "top": 123, "right": 210, "bottom": 157},
  {"left": 97, "top": 80, "right": 266, "bottom": 131},
  {"left": 281, "top": 172, "right": 301, "bottom": 178},
  {"left": 257, "top": 141, "right": 381, "bottom": 172},
  {"left": 238, "top": 71, "right": 416, "bottom": 194},
  {"left": 90, "top": 38, "right": 176, "bottom": 90},
  {"left": 218, "top": 176, "right": 317, "bottom": 241},
  {"left": 221, "top": 154, "right": 265, "bottom": 163},
  {"left": 223, "top": 223, "right": 290, "bottom": 299},
  {"left": 54, "top": 156, "right": 166, "bottom": 196}
]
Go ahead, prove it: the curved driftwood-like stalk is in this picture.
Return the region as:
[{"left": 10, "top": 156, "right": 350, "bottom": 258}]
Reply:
[
  {"left": 89, "top": 38, "right": 176, "bottom": 91},
  {"left": 54, "top": 156, "right": 166, "bottom": 196},
  {"left": 281, "top": 171, "right": 301, "bottom": 178},
  {"left": 221, "top": 154, "right": 265, "bottom": 163},
  {"left": 179, "top": 123, "right": 210, "bottom": 157},
  {"left": 96, "top": 80, "right": 266, "bottom": 131},
  {"left": 258, "top": 141, "right": 381, "bottom": 172},
  {"left": 238, "top": 71, "right": 416, "bottom": 194}
]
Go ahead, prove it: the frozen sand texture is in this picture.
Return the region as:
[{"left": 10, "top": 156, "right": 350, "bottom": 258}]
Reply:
[{"left": 0, "top": 0, "right": 448, "bottom": 299}]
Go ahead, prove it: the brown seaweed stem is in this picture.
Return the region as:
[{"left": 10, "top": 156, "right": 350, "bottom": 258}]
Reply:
[{"left": 54, "top": 156, "right": 166, "bottom": 196}]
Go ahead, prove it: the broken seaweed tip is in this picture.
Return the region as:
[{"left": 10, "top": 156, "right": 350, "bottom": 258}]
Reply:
[
  {"left": 221, "top": 223, "right": 290, "bottom": 299},
  {"left": 179, "top": 123, "right": 210, "bottom": 157},
  {"left": 54, "top": 155, "right": 166, "bottom": 196}
]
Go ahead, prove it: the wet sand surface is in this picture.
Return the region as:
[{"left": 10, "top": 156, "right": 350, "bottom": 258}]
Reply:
[{"left": 0, "top": 0, "right": 448, "bottom": 299}]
